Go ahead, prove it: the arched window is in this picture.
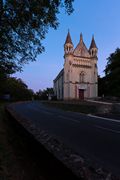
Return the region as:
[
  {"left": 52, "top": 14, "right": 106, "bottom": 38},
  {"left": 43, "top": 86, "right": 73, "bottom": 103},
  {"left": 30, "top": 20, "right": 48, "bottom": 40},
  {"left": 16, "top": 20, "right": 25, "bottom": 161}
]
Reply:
[
  {"left": 79, "top": 72, "right": 85, "bottom": 83},
  {"left": 92, "top": 50, "right": 94, "bottom": 56}
]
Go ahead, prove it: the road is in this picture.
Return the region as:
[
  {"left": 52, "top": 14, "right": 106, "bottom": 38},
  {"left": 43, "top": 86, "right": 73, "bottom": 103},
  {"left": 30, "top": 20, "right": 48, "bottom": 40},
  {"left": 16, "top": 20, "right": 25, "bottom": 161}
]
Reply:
[{"left": 9, "top": 101, "right": 120, "bottom": 175}]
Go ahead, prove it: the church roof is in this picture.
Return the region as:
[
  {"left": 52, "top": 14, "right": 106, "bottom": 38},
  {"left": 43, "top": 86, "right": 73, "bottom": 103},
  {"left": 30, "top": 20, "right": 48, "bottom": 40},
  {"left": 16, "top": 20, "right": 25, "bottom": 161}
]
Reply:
[
  {"left": 53, "top": 69, "right": 64, "bottom": 82},
  {"left": 89, "top": 36, "right": 97, "bottom": 49},
  {"left": 65, "top": 31, "right": 73, "bottom": 45},
  {"left": 73, "top": 34, "right": 90, "bottom": 58}
]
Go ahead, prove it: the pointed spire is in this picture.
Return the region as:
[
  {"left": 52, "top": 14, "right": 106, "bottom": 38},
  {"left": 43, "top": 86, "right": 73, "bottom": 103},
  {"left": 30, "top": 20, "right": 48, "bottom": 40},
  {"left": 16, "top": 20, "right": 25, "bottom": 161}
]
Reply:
[
  {"left": 80, "top": 33, "right": 83, "bottom": 42},
  {"left": 89, "top": 35, "right": 97, "bottom": 49},
  {"left": 65, "top": 30, "right": 73, "bottom": 45}
]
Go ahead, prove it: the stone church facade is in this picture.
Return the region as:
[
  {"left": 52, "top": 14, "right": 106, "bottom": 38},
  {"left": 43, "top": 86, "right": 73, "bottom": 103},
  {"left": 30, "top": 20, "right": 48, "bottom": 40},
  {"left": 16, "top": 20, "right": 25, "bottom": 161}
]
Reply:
[{"left": 53, "top": 31, "right": 98, "bottom": 100}]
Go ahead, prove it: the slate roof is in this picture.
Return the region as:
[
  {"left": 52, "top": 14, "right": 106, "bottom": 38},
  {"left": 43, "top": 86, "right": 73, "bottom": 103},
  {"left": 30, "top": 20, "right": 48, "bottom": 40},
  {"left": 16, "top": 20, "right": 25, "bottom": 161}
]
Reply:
[
  {"left": 89, "top": 36, "right": 97, "bottom": 49},
  {"left": 53, "top": 69, "right": 64, "bottom": 82},
  {"left": 65, "top": 31, "right": 73, "bottom": 45}
]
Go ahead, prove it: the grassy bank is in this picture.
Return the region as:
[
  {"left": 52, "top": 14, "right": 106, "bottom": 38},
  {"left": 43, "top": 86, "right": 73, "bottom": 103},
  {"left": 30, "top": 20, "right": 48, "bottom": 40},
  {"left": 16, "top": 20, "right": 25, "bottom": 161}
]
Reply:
[
  {"left": 0, "top": 102, "right": 13, "bottom": 179},
  {"left": 43, "top": 100, "right": 120, "bottom": 120},
  {"left": 0, "top": 102, "right": 46, "bottom": 180},
  {"left": 43, "top": 101, "right": 98, "bottom": 114}
]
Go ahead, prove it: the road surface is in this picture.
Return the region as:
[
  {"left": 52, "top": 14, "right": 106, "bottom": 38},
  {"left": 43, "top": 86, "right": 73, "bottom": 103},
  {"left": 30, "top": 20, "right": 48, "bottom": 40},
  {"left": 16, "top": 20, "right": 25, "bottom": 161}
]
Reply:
[{"left": 9, "top": 101, "right": 120, "bottom": 175}]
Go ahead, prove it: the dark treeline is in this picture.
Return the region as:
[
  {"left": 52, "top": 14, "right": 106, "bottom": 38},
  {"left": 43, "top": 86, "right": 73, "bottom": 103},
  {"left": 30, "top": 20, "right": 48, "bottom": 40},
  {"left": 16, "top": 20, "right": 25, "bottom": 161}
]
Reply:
[
  {"left": 0, "top": 76, "right": 34, "bottom": 101},
  {"left": 35, "top": 88, "right": 55, "bottom": 100},
  {"left": 98, "top": 48, "right": 120, "bottom": 99}
]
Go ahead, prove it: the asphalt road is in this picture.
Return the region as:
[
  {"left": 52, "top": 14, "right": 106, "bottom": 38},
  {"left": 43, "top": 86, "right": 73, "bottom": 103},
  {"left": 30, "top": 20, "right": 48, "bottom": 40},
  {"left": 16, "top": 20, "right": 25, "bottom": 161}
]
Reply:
[{"left": 9, "top": 101, "right": 120, "bottom": 175}]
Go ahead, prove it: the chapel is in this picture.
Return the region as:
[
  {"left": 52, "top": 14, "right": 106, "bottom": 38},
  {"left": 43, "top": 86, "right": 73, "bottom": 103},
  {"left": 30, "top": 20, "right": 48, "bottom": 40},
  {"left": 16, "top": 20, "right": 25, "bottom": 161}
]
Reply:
[{"left": 53, "top": 31, "right": 98, "bottom": 100}]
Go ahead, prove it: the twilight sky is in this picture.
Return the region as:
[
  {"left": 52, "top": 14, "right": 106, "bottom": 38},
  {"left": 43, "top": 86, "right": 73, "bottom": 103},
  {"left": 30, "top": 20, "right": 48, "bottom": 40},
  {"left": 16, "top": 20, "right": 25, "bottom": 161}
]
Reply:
[{"left": 14, "top": 0, "right": 120, "bottom": 92}]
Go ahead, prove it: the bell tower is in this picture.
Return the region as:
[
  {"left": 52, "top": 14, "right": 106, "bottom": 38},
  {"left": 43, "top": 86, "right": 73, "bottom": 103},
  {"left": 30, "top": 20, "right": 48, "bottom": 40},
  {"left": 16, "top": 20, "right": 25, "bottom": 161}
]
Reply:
[
  {"left": 89, "top": 35, "right": 98, "bottom": 57},
  {"left": 64, "top": 30, "right": 73, "bottom": 55},
  {"left": 89, "top": 35, "right": 98, "bottom": 97},
  {"left": 64, "top": 30, "right": 74, "bottom": 100}
]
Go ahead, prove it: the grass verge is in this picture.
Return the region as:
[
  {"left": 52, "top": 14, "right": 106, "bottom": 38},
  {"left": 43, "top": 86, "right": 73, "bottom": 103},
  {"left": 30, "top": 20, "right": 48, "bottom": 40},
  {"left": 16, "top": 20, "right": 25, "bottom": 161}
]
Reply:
[
  {"left": 0, "top": 101, "right": 10, "bottom": 179},
  {"left": 42, "top": 101, "right": 98, "bottom": 114},
  {"left": 43, "top": 100, "right": 120, "bottom": 120},
  {"left": 0, "top": 101, "right": 46, "bottom": 180}
]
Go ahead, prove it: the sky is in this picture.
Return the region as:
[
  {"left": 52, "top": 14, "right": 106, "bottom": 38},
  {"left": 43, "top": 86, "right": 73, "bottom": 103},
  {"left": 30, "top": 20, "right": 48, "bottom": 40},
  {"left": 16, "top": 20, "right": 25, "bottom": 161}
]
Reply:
[{"left": 14, "top": 0, "right": 120, "bottom": 92}]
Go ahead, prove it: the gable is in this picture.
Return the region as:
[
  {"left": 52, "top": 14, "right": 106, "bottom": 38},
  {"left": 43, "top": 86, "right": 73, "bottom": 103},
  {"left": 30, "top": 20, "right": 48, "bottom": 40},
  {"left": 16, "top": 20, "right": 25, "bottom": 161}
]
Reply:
[{"left": 73, "top": 42, "right": 90, "bottom": 58}]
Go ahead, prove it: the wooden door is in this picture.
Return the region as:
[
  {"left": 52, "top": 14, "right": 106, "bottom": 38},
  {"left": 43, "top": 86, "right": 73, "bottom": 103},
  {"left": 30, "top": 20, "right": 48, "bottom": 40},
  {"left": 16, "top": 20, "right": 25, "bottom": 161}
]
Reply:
[{"left": 79, "top": 89, "right": 84, "bottom": 100}]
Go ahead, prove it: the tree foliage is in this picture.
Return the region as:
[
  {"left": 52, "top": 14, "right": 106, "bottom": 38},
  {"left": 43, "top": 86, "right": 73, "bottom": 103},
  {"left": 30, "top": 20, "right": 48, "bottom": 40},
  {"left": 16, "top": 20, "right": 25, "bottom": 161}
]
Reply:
[
  {"left": 98, "top": 76, "right": 106, "bottom": 96},
  {"left": 35, "top": 87, "right": 54, "bottom": 100},
  {"left": 104, "top": 48, "right": 120, "bottom": 97},
  {"left": 0, "top": 77, "right": 34, "bottom": 100},
  {"left": 0, "top": 0, "right": 74, "bottom": 72}
]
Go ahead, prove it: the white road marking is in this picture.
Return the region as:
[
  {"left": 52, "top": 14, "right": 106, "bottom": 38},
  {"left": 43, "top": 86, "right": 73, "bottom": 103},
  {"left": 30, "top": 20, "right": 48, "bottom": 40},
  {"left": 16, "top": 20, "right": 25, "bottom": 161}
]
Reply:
[
  {"left": 88, "top": 114, "right": 120, "bottom": 123},
  {"left": 58, "top": 115, "right": 80, "bottom": 123},
  {"left": 95, "top": 125, "right": 120, "bottom": 134}
]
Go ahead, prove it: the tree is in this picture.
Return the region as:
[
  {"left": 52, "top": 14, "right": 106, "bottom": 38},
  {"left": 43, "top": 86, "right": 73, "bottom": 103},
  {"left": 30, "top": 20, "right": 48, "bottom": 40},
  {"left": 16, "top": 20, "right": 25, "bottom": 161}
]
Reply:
[
  {"left": 4, "top": 77, "right": 34, "bottom": 100},
  {"left": 98, "top": 76, "right": 105, "bottom": 96},
  {"left": 0, "top": 60, "right": 20, "bottom": 95},
  {"left": 35, "top": 87, "right": 54, "bottom": 100},
  {"left": 104, "top": 48, "right": 120, "bottom": 97},
  {"left": 0, "top": 0, "right": 74, "bottom": 72}
]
